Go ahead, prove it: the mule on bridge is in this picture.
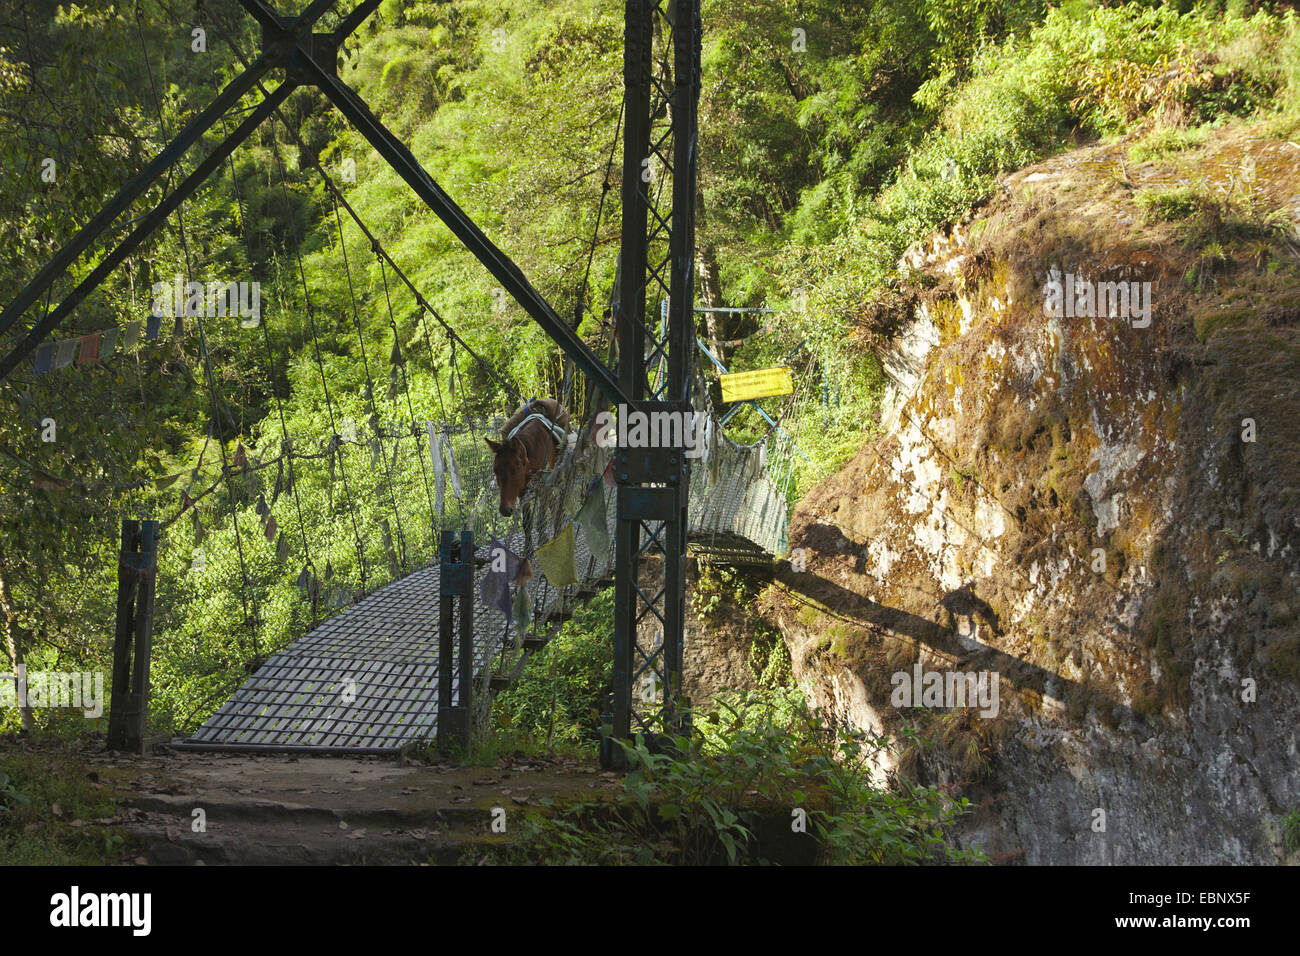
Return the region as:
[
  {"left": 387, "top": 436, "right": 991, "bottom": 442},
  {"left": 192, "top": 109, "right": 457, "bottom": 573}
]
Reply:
[{"left": 486, "top": 396, "right": 572, "bottom": 517}]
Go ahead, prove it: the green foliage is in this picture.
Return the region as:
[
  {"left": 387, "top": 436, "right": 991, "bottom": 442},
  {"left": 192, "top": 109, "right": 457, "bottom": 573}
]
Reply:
[
  {"left": 1127, "top": 123, "right": 1209, "bottom": 162},
  {"left": 0, "top": 747, "right": 125, "bottom": 865},
  {"left": 690, "top": 563, "right": 754, "bottom": 621},
  {"left": 1137, "top": 185, "right": 1207, "bottom": 223},
  {"left": 777, "top": 2, "right": 1298, "bottom": 487},
  {"left": 1283, "top": 806, "right": 1300, "bottom": 855},
  {"left": 490, "top": 590, "right": 613, "bottom": 751},
  {"left": 491, "top": 694, "right": 985, "bottom": 865}
]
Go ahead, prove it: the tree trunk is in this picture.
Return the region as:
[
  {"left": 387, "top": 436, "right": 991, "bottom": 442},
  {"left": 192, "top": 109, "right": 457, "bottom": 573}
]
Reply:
[
  {"left": 0, "top": 564, "right": 34, "bottom": 735},
  {"left": 695, "top": 188, "right": 725, "bottom": 364}
]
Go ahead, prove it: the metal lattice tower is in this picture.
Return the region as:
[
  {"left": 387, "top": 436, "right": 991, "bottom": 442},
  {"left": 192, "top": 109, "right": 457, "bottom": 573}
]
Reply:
[{"left": 606, "top": 0, "right": 701, "bottom": 765}]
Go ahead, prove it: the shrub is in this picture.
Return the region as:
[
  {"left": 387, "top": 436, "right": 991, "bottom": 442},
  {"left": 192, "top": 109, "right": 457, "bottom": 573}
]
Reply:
[
  {"left": 492, "top": 693, "right": 987, "bottom": 865},
  {"left": 489, "top": 590, "right": 613, "bottom": 751}
]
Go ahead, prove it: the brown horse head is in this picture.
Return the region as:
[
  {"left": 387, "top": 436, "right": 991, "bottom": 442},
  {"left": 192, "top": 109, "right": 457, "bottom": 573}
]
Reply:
[
  {"left": 486, "top": 436, "right": 530, "bottom": 517},
  {"left": 487, "top": 398, "right": 571, "bottom": 517}
]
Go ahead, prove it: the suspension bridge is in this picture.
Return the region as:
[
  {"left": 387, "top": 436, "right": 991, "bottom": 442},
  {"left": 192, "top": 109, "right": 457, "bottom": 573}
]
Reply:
[
  {"left": 0, "top": 0, "right": 815, "bottom": 760},
  {"left": 172, "top": 367, "right": 790, "bottom": 754}
]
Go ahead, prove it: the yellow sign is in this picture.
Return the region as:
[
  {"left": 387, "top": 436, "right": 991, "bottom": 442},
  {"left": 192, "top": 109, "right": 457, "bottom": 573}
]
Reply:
[{"left": 719, "top": 366, "right": 793, "bottom": 403}]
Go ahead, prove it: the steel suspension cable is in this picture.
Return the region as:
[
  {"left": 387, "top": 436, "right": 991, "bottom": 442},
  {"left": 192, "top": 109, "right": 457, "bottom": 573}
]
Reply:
[
  {"left": 218, "top": 111, "right": 320, "bottom": 625},
  {"left": 198, "top": 3, "right": 522, "bottom": 411},
  {"left": 266, "top": 114, "right": 370, "bottom": 592},
  {"left": 136, "top": 0, "right": 258, "bottom": 655},
  {"left": 329, "top": 191, "right": 407, "bottom": 572},
  {"left": 376, "top": 256, "right": 437, "bottom": 546}
]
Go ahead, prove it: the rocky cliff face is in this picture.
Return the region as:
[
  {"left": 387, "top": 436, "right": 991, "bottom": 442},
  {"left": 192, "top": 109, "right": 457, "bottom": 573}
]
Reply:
[{"left": 763, "top": 128, "right": 1300, "bottom": 863}]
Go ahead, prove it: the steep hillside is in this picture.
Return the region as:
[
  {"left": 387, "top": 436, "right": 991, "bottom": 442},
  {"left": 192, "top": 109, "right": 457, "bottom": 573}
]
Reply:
[{"left": 763, "top": 122, "right": 1300, "bottom": 864}]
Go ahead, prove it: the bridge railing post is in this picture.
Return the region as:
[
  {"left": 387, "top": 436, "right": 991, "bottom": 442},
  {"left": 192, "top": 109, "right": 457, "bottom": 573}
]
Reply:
[
  {"left": 437, "top": 528, "right": 473, "bottom": 754},
  {"left": 108, "top": 518, "right": 158, "bottom": 753},
  {"left": 458, "top": 528, "right": 474, "bottom": 729}
]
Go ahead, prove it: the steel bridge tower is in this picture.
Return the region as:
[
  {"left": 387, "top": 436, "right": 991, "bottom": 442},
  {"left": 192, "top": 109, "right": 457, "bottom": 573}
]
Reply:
[{"left": 606, "top": 0, "right": 701, "bottom": 767}]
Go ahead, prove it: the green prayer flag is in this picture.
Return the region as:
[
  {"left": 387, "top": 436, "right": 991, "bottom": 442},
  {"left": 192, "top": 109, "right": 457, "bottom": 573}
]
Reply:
[
  {"left": 512, "top": 582, "right": 532, "bottom": 647},
  {"left": 99, "top": 326, "right": 119, "bottom": 360},
  {"left": 534, "top": 523, "right": 578, "bottom": 588},
  {"left": 119, "top": 320, "right": 141, "bottom": 352}
]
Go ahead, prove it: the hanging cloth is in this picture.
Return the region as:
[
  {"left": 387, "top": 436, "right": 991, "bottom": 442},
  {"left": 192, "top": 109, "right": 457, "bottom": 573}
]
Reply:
[
  {"left": 534, "top": 523, "right": 578, "bottom": 588},
  {"left": 427, "top": 421, "right": 445, "bottom": 517},
  {"left": 99, "top": 326, "right": 119, "bottom": 360},
  {"left": 77, "top": 334, "right": 101, "bottom": 364},
  {"left": 511, "top": 580, "right": 532, "bottom": 644},
  {"left": 479, "top": 536, "right": 522, "bottom": 620},
  {"left": 119, "top": 320, "right": 142, "bottom": 353},
  {"left": 441, "top": 433, "right": 463, "bottom": 500},
  {"left": 32, "top": 344, "right": 54, "bottom": 374},
  {"left": 574, "top": 475, "right": 610, "bottom": 567},
  {"left": 54, "top": 339, "right": 77, "bottom": 369}
]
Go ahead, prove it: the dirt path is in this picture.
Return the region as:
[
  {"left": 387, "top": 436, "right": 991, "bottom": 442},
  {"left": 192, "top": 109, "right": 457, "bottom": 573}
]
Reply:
[{"left": 97, "top": 748, "right": 614, "bottom": 865}]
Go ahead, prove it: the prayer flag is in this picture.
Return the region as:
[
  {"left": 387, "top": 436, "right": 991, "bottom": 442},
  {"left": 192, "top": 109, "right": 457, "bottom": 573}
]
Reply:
[
  {"left": 33, "top": 344, "right": 54, "bottom": 374},
  {"left": 99, "top": 326, "right": 119, "bottom": 360},
  {"left": 479, "top": 537, "right": 522, "bottom": 620},
  {"left": 77, "top": 334, "right": 100, "bottom": 364},
  {"left": 442, "top": 434, "right": 463, "bottom": 500},
  {"left": 534, "top": 523, "right": 578, "bottom": 588},
  {"left": 119, "top": 320, "right": 141, "bottom": 352},
  {"left": 574, "top": 476, "right": 610, "bottom": 567},
  {"left": 512, "top": 581, "right": 532, "bottom": 645},
  {"left": 428, "top": 422, "right": 445, "bottom": 516},
  {"left": 54, "top": 339, "right": 76, "bottom": 369}
]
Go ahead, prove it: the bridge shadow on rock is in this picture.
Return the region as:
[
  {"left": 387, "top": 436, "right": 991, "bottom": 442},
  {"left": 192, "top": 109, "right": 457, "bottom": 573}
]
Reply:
[{"left": 771, "top": 529, "right": 1143, "bottom": 727}]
